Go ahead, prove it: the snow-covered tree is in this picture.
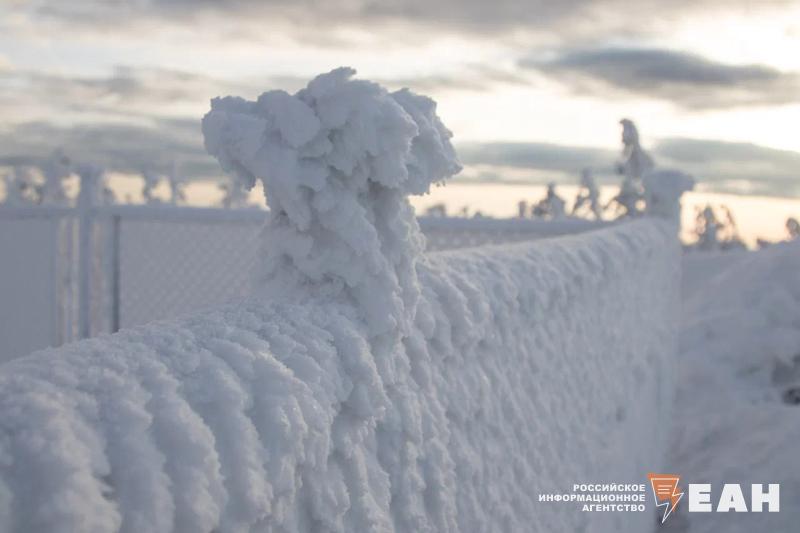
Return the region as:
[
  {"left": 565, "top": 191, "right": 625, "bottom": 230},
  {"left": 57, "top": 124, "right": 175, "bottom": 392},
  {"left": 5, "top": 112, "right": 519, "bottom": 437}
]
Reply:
[
  {"left": 424, "top": 203, "right": 447, "bottom": 217},
  {"left": 141, "top": 170, "right": 162, "bottom": 204},
  {"left": 695, "top": 205, "right": 720, "bottom": 250},
  {"left": 608, "top": 119, "right": 653, "bottom": 218},
  {"left": 533, "top": 182, "right": 566, "bottom": 219},
  {"left": 218, "top": 176, "right": 250, "bottom": 208},
  {"left": 618, "top": 119, "right": 654, "bottom": 183},
  {"left": 572, "top": 168, "right": 601, "bottom": 219},
  {"left": 692, "top": 204, "right": 746, "bottom": 250},
  {"left": 2, "top": 166, "right": 41, "bottom": 205},
  {"left": 718, "top": 205, "right": 746, "bottom": 249},
  {"left": 787, "top": 217, "right": 799, "bottom": 240},
  {"left": 167, "top": 164, "right": 186, "bottom": 205}
]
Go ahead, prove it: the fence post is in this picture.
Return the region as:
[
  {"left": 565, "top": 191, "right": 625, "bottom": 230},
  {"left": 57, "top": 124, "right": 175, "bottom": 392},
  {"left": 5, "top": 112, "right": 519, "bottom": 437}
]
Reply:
[
  {"left": 110, "top": 214, "right": 121, "bottom": 333},
  {"left": 77, "top": 166, "right": 99, "bottom": 339},
  {"left": 48, "top": 214, "right": 61, "bottom": 347}
]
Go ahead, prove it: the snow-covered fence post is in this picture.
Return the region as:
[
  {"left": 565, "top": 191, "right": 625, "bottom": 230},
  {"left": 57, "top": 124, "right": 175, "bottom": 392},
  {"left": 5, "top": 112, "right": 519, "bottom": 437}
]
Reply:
[
  {"left": 141, "top": 170, "right": 161, "bottom": 204},
  {"left": 643, "top": 169, "right": 694, "bottom": 224},
  {"left": 203, "top": 67, "right": 460, "bottom": 334}
]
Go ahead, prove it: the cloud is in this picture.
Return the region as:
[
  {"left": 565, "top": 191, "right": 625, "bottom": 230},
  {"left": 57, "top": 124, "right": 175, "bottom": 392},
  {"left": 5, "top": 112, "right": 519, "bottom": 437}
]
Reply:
[
  {"left": 0, "top": 67, "right": 272, "bottom": 123},
  {"left": 653, "top": 138, "right": 800, "bottom": 196},
  {"left": 459, "top": 142, "right": 615, "bottom": 174},
  {"left": 375, "top": 66, "right": 531, "bottom": 93},
  {"left": 0, "top": 119, "right": 217, "bottom": 177},
  {"left": 522, "top": 47, "right": 800, "bottom": 109},
  {"left": 16, "top": 0, "right": 798, "bottom": 41}
]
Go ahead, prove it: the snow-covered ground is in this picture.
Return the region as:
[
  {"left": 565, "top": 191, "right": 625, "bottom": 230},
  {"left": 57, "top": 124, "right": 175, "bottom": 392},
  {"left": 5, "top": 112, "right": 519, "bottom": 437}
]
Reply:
[{"left": 666, "top": 242, "right": 800, "bottom": 531}]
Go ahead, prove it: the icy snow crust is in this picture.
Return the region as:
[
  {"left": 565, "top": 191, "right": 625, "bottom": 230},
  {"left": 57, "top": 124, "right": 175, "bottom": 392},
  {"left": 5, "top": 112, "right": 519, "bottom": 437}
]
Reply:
[
  {"left": 0, "top": 70, "right": 681, "bottom": 532},
  {"left": 0, "top": 219, "right": 679, "bottom": 533}
]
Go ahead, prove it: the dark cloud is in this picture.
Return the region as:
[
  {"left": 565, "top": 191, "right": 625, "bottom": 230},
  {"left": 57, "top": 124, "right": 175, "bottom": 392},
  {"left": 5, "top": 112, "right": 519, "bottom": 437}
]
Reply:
[
  {"left": 18, "top": 0, "right": 798, "bottom": 41},
  {"left": 375, "top": 66, "right": 531, "bottom": 93},
  {"left": 0, "top": 119, "right": 217, "bottom": 177},
  {"left": 522, "top": 47, "right": 800, "bottom": 109},
  {"left": 457, "top": 137, "right": 800, "bottom": 197},
  {"left": 0, "top": 64, "right": 522, "bottom": 130},
  {"left": 459, "top": 142, "right": 615, "bottom": 174},
  {"left": 0, "top": 67, "right": 270, "bottom": 122},
  {"left": 654, "top": 138, "right": 800, "bottom": 196}
]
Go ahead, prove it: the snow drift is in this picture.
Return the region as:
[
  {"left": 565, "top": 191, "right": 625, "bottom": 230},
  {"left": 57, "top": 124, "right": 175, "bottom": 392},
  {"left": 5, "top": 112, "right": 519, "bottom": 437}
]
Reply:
[
  {"left": 0, "top": 69, "right": 681, "bottom": 533},
  {"left": 669, "top": 242, "right": 800, "bottom": 532}
]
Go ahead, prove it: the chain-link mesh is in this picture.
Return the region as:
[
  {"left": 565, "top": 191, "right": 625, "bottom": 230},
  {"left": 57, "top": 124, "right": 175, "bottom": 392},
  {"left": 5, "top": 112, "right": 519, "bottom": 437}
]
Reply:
[
  {"left": 0, "top": 212, "right": 79, "bottom": 361},
  {"left": 118, "top": 219, "right": 261, "bottom": 328},
  {"left": 1, "top": 207, "right": 604, "bottom": 358}
]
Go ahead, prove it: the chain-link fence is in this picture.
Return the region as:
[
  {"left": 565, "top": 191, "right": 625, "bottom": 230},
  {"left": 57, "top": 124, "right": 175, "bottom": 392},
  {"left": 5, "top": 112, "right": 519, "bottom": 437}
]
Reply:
[{"left": 0, "top": 205, "right": 605, "bottom": 361}]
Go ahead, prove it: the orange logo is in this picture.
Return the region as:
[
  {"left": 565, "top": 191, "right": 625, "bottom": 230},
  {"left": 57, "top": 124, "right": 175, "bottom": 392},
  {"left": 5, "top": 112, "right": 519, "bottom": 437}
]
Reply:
[{"left": 648, "top": 473, "right": 684, "bottom": 523}]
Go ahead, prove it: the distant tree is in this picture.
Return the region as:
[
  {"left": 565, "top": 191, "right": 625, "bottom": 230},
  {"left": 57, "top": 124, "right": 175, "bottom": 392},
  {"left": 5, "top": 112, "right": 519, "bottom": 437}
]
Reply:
[
  {"left": 572, "top": 168, "right": 601, "bottom": 219},
  {"left": 219, "top": 177, "right": 251, "bottom": 208},
  {"left": 141, "top": 170, "right": 163, "bottom": 205},
  {"left": 787, "top": 217, "right": 799, "bottom": 240},
  {"left": 2, "top": 166, "right": 41, "bottom": 205},
  {"left": 424, "top": 203, "right": 447, "bottom": 217},
  {"left": 618, "top": 119, "right": 654, "bottom": 183},
  {"left": 533, "top": 182, "right": 566, "bottom": 219},
  {"left": 695, "top": 205, "right": 720, "bottom": 250},
  {"left": 167, "top": 163, "right": 186, "bottom": 205},
  {"left": 607, "top": 119, "right": 654, "bottom": 218}
]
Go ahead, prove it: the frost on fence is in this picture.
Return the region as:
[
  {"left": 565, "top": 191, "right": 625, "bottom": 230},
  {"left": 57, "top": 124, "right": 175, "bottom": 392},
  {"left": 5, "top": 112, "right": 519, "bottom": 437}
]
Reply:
[{"left": 202, "top": 66, "right": 461, "bottom": 334}]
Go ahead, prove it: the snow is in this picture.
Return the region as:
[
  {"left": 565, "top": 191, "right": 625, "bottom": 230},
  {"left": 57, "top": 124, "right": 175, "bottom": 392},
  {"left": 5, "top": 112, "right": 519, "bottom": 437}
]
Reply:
[
  {"left": 0, "top": 69, "right": 690, "bottom": 532},
  {"left": 643, "top": 169, "right": 695, "bottom": 223},
  {"left": 666, "top": 241, "right": 800, "bottom": 532},
  {"left": 0, "top": 218, "right": 680, "bottom": 533}
]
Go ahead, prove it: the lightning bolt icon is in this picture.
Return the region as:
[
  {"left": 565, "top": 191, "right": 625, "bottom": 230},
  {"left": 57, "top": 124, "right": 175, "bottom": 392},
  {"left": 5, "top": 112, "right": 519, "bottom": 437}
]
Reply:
[{"left": 647, "top": 473, "right": 684, "bottom": 524}]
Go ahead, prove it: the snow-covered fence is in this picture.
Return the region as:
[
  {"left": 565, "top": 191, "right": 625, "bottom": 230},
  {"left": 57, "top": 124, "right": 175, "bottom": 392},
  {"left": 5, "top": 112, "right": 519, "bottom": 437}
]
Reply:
[
  {"left": 0, "top": 205, "right": 261, "bottom": 362},
  {"left": 0, "top": 218, "right": 679, "bottom": 533},
  {"left": 0, "top": 69, "right": 681, "bottom": 533}
]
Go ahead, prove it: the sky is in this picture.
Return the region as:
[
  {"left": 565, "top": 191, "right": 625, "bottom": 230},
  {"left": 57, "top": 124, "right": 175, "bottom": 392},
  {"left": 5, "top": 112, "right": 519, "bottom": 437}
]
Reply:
[{"left": 1, "top": 0, "right": 800, "bottom": 198}]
